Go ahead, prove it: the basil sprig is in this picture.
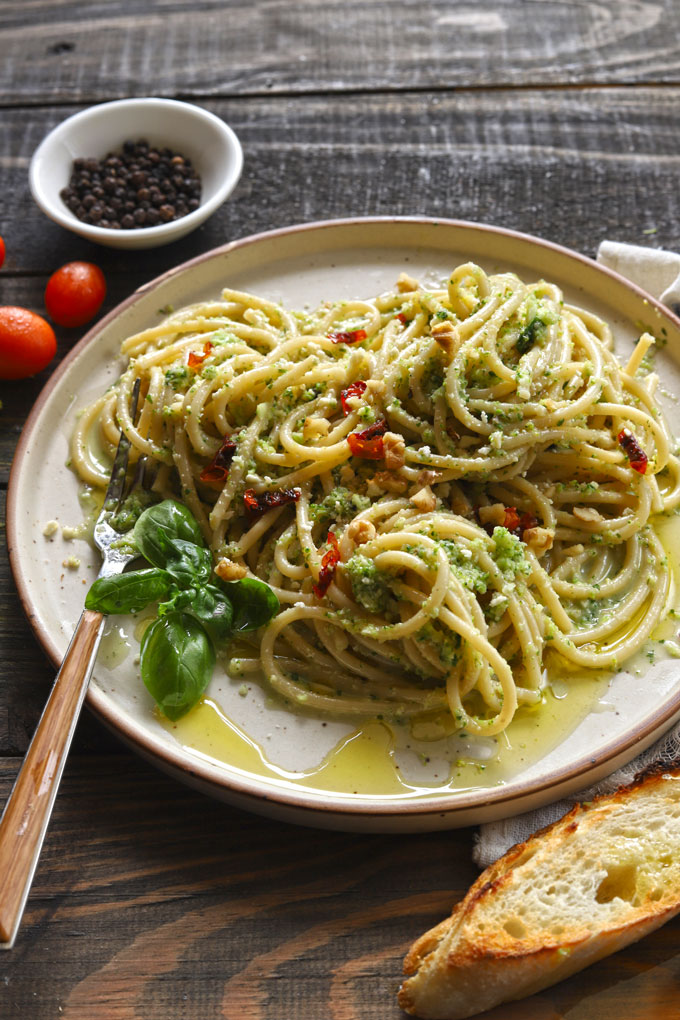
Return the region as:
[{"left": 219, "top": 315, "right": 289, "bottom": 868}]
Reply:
[{"left": 86, "top": 499, "right": 279, "bottom": 720}]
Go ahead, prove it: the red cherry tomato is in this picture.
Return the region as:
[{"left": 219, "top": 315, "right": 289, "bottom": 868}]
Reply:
[
  {"left": 0, "top": 306, "right": 57, "bottom": 380},
  {"left": 44, "top": 261, "right": 106, "bottom": 328},
  {"left": 0, "top": 236, "right": 5, "bottom": 270}
]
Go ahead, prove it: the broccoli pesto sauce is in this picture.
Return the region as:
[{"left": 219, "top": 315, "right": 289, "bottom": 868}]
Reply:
[{"left": 157, "top": 513, "right": 680, "bottom": 801}]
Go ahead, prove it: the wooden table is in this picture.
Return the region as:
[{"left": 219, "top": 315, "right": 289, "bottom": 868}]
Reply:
[{"left": 2, "top": 2, "right": 680, "bottom": 1017}]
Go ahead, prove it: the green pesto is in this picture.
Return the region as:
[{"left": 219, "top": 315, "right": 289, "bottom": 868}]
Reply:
[
  {"left": 491, "top": 527, "right": 531, "bottom": 579},
  {"left": 440, "top": 540, "right": 489, "bottom": 593},
  {"left": 310, "top": 487, "right": 371, "bottom": 523},
  {"left": 345, "top": 554, "right": 393, "bottom": 615}
]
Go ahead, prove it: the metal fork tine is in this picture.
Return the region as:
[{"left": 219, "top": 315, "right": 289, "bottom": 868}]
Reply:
[
  {"left": 103, "top": 378, "right": 141, "bottom": 509},
  {"left": 127, "top": 451, "right": 158, "bottom": 500}
]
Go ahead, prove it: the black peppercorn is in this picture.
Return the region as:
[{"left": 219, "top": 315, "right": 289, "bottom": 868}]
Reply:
[{"left": 62, "top": 139, "right": 202, "bottom": 230}]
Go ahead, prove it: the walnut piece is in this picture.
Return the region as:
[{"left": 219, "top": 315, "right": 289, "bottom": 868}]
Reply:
[
  {"left": 523, "top": 526, "right": 554, "bottom": 554},
  {"left": 417, "top": 469, "right": 441, "bottom": 487},
  {"left": 478, "top": 503, "right": 506, "bottom": 527},
  {"left": 215, "top": 558, "right": 248, "bottom": 581},
  {"left": 573, "top": 506, "right": 604, "bottom": 523},
  {"left": 302, "top": 416, "right": 330, "bottom": 440},
  {"left": 396, "top": 272, "right": 419, "bottom": 293},
  {"left": 365, "top": 379, "right": 386, "bottom": 398},
  {"left": 372, "top": 471, "right": 408, "bottom": 494},
  {"left": 431, "top": 320, "right": 459, "bottom": 356},
  {"left": 346, "top": 518, "right": 376, "bottom": 545},
  {"left": 383, "top": 431, "right": 406, "bottom": 471},
  {"left": 339, "top": 464, "right": 356, "bottom": 485},
  {"left": 449, "top": 483, "right": 472, "bottom": 517},
  {"left": 411, "top": 485, "right": 437, "bottom": 512}
]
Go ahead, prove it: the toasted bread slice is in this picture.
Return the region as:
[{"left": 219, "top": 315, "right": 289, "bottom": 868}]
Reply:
[{"left": 398, "top": 767, "right": 680, "bottom": 1019}]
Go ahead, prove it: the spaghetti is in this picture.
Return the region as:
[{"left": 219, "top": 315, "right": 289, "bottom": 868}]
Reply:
[{"left": 72, "top": 262, "right": 680, "bottom": 736}]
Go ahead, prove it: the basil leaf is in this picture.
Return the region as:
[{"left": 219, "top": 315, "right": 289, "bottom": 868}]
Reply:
[
  {"left": 217, "top": 576, "right": 279, "bottom": 631},
  {"left": 189, "top": 584, "right": 234, "bottom": 645},
  {"left": 134, "top": 499, "right": 205, "bottom": 566},
  {"left": 85, "top": 568, "right": 173, "bottom": 614},
  {"left": 158, "top": 587, "right": 196, "bottom": 615},
  {"left": 161, "top": 539, "right": 213, "bottom": 588},
  {"left": 516, "top": 317, "right": 547, "bottom": 356},
  {"left": 140, "top": 611, "right": 215, "bottom": 721}
]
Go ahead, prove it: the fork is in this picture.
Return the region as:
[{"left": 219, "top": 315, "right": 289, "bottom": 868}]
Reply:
[{"left": 0, "top": 380, "right": 147, "bottom": 948}]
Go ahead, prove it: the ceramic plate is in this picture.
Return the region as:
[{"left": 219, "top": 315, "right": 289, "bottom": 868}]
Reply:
[{"left": 9, "top": 217, "right": 680, "bottom": 832}]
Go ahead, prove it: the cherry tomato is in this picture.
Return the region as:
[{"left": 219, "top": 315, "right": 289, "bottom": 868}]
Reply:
[
  {"left": 44, "top": 261, "right": 106, "bottom": 328},
  {"left": 0, "top": 236, "right": 5, "bottom": 270},
  {"left": 0, "top": 306, "right": 57, "bottom": 380}
]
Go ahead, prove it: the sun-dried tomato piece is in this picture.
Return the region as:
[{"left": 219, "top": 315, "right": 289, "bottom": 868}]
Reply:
[
  {"left": 329, "top": 328, "right": 367, "bottom": 345},
  {"left": 618, "top": 427, "right": 648, "bottom": 474},
  {"left": 396, "top": 312, "right": 409, "bottom": 324},
  {"left": 188, "top": 341, "right": 214, "bottom": 369},
  {"left": 340, "top": 380, "right": 367, "bottom": 415},
  {"left": 313, "top": 531, "right": 341, "bottom": 598},
  {"left": 347, "top": 419, "right": 387, "bottom": 460},
  {"left": 243, "top": 487, "right": 301, "bottom": 522},
  {"left": 503, "top": 506, "right": 521, "bottom": 532},
  {"left": 480, "top": 506, "right": 539, "bottom": 539},
  {"left": 518, "top": 511, "right": 538, "bottom": 534},
  {"left": 199, "top": 436, "right": 237, "bottom": 483}
]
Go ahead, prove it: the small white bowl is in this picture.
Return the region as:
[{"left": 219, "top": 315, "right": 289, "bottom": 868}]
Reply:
[{"left": 29, "top": 98, "right": 243, "bottom": 250}]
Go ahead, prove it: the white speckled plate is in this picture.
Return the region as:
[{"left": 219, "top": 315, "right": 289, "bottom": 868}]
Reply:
[{"left": 8, "top": 218, "right": 680, "bottom": 832}]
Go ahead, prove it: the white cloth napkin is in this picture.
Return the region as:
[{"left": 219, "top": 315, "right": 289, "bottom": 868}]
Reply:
[{"left": 473, "top": 240, "right": 680, "bottom": 870}]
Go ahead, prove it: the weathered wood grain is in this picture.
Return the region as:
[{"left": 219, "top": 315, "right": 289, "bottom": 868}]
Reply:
[
  {"left": 2, "top": 1, "right": 680, "bottom": 1015},
  {"left": 1, "top": 87, "right": 678, "bottom": 280},
  {"left": 2, "top": 0, "right": 680, "bottom": 104},
  {"left": 0, "top": 610, "right": 106, "bottom": 945},
  {"left": 0, "top": 757, "right": 679, "bottom": 1020}
]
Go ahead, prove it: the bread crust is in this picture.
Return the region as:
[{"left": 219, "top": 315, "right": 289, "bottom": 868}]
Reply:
[{"left": 398, "top": 769, "right": 680, "bottom": 1019}]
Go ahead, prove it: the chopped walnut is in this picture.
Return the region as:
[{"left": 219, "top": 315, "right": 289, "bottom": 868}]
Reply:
[
  {"left": 411, "top": 485, "right": 437, "bottom": 512},
  {"left": 449, "top": 483, "right": 472, "bottom": 517},
  {"left": 478, "top": 503, "right": 507, "bottom": 527},
  {"left": 431, "top": 320, "right": 459, "bottom": 356},
  {"left": 396, "top": 272, "right": 419, "bottom": 293},
  {"left": 446, "top": 422, "right": 461, "bottom": 444},
  {"left": 346, "top": 518, "right": 376, "bottom": 545},
  {"left": 365, "top": 379, "right": 386, "bottom": 399},
  {"left": 215, "top": 557, "right": 248, "bottom": 581},
  {"left": 372, "top": 471, "right": 408, "bottom": 494},
  {"left": 417, "top": 469, "right": 441, "bottom": 487},
  {"left": 383, "top": 431, "right": 406, "bottom": 471},
  {"left": 523, "top": 527, "right": 554, "bottom": 554},
  {"left": 343, "top": 395, "right": 363, "bottom": 413},
  {"left": 339, "top": 464, "right": 356, "bottom": 485},
  {"left": 302, "top": 416, "right": 330, "bottom": 440},
  {"left": 573, "top": 506, "right": 604, "bottom": 524}
]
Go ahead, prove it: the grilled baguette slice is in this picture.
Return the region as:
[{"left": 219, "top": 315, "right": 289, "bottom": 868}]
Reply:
[{"left": 398, "top": 768, "right": 680, "bottom": 1019}]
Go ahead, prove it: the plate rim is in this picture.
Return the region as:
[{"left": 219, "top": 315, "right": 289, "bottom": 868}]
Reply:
[{"left": 8, "top": 215, "right": 680, "bottom": 823}]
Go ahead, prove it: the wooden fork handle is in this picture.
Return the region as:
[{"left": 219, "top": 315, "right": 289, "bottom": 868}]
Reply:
[{"left": 0, "top": 609, "right": 105, "bottom": 947}]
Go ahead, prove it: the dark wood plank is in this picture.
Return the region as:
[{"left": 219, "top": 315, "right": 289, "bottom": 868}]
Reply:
[
  {"left": 2, "top": 0, "right": 680, "bottom": 104},
  {"left": 1, "top": 756, "right": 679, "bottom": 1020},
  {"left": 1, "top": 87, "right": 678, "bottom": 280},
  {"left": 1, "top": 2, "right": 680, "bottom": 1014},
  {"left": 0, "top": 756, "right": 472, "bottom": 1020}
]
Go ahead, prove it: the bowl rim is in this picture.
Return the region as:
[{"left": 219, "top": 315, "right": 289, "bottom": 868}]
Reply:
[
  {"left": 28, "top": 97, "right": 243, "bottom": 243},
  {"left": 8, "top": 215, "right": 680, "bottom": 827}
]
